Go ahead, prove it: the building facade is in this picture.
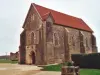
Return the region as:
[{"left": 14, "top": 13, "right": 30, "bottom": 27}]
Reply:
[
  {"left": 19, "top": 3, "right": 97, "bottom": 65},
  {"left": 10, "top": 51, "right": 19, "bottom": 61}
]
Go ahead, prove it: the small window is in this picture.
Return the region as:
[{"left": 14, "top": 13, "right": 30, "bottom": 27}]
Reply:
[
  {"left": 31, "top": 14, "right": 34, "bottom": 21},
  {"left": 53, "top": 32, "right": 59, "bottom": 46}
]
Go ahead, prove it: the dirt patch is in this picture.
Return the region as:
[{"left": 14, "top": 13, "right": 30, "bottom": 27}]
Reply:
[
  {"left": 0, "top": 63, "right": 41, "bottom": 75},
  {"left": 21, "top": 70, "right": 41, "bottom": 75}
]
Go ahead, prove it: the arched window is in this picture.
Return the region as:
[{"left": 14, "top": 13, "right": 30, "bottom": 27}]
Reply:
[
  {"left": 79, "top": 31, "right": 85, "bottom": 53},
  {"left": 28, "top": 33, "right": 31, "bottom": 45},
  {"left": 86, "top": 37, "right": 89, "bottom": 49},
  {"left": 72, "top": 35, "right": 75, "bottom": 46},
  {"left": 46, "top": 21, "right": 52, "bottom": 36},
  {"left": 31, "top": 32, "right": 36, "bottom": 44},
  {"left": 53, "top": 32, "right": 59, "bottom": 46}
]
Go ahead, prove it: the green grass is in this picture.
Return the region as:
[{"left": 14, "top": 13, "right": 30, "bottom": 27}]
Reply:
[
  {"left": 42, "top": 64, "right": 100, "bottom": 75},
  {"left": 42, "top": 64, "right": 62, "bottom": 71},
  {"left": 80, "top": 69, "right": 100, "bottom": 75},
  {"left": 0, "top": 59, "right": 18, "bottom": 64}
]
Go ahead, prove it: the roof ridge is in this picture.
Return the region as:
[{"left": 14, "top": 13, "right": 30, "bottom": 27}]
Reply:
[{"left": 32, "top": 3, "right": 81, "bottom": 20}]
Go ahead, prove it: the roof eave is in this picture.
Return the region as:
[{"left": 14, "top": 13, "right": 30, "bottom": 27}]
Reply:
[{"left": 54, "top": 23, "right": 93, "bottom": 33}]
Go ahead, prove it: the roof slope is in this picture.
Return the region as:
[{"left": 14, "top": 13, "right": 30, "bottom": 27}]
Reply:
[{"left": 33, "top": 3, "right": 93, "bottom": 32}]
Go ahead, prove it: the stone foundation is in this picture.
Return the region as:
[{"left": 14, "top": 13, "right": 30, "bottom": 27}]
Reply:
[{"left": 61, "top": 66, "right": 80, "bottom": 75}]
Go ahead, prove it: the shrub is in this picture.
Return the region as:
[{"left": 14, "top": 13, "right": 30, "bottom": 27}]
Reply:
[
  {"left": 67, "top": 62, "right": 73, "bottom": 66},
  {"left": 71, "top": 53, "right": 100, "bottom": 69}
]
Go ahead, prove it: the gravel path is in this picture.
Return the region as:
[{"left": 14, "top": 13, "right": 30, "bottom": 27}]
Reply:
[
  {"left": 0, "top": 63, "right": 61, "bottom": 75},
  {"left": 0, "top": 63, "right": 41, "bottom": 75},
  {"left": 33, "top": 71, "right": 61, "bottom": 75}
]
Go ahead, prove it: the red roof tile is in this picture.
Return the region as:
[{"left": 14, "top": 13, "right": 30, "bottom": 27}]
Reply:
[{"left": 33, "top": 3, "right": 93, "bottom": 32}]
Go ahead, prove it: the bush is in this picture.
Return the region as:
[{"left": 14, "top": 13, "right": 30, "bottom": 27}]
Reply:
[
  {"left": 67, "top": 62, "right": 73, "bottom": 66},
  {"left": 71, "top": 53, "right": 100, "bottom": 69},
  {"left": 62, "top": 62, "right": 73, "bottom": 66}
]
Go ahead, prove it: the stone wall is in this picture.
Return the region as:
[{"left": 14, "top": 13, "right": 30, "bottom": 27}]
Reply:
[
  {"left": 91, "top": 34, "right": 98, "bottom": 53},
  {"left": 10, "top": 52, "right": 19, "bottom": 61},
  {"left": 19, "top": 30, "right": 26, "bottom": 64},
  {"left": 81, "top": 31, "right": 92, "bottom": 53},
  {"left": 45, "top": 23, "right": 93, "bottom": 64},
  {"left": 52, "top": 25, "right": 65, "bottom": 63},
  {"left": 24, "top": 5, "right": 43, "bottom": 65},
  {"left": 67, "top": 27, "right": 80, "bottom": 54},
  {"left": 44, "top": 15, "right": 94, "bottom": 64},
  {"left": 20, "top": 4, "right": 44, "bottom": 65}
]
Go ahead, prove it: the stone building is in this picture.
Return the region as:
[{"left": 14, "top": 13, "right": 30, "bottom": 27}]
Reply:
[
  {"left": 19, "top": 3, "right": 97, "bottom": 65},
  {"left": 10, "top": 51, "right": 19, "bottom": 61}
]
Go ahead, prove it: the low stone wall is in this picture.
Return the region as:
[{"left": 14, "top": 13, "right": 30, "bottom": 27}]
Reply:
[{"left": 61, "top": 66, "right": 80, "bottom": 75}]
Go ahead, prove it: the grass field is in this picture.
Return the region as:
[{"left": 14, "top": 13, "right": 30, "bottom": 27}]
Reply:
[
  {"left": 80, "top": 69, "right": 100, "bottom": 75},
  {"left": 0, "top": 59, "right": 18, "bottom": 64},
  {"left": 42, "top": 64, "right": 100, "bottom": 75}
]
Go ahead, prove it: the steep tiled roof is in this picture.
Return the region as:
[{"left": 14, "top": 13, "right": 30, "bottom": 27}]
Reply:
[
  {"left": 33, "top": 3, "right": 93, "bottom": 32},
  {"left": 42, "top": 12, "right": 50, "bottom": 20}
]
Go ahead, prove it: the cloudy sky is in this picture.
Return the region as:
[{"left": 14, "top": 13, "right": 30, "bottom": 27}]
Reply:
[{"left": 0, "top": 0, "right": 100, "bottom": 55}]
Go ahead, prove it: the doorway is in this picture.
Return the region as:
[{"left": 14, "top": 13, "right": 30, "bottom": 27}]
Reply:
[{"left": 31, "top": 51, "right": 35, "bottom": 64}]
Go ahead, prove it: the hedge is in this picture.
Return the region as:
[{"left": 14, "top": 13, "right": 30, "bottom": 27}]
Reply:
[{"left": 71, "top": 53, "right": 100, "bottom": 69}]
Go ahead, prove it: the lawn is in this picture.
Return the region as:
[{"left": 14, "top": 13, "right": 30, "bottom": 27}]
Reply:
[
  {"left": 0, "top": 59, "right": 18, "bottom": 64},
  {"left": 42, "top": 64, "right": 100, "bottom": 75},
  {"left": 80, "top": 69, "right": 100, "bottom": 75}
]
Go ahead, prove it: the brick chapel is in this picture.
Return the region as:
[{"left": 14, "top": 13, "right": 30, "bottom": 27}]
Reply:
[{"left": 19, "top": 3, "right": 97, "bottom": 65}]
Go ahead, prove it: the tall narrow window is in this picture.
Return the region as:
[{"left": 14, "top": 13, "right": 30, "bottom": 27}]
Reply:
[
  {"left": 28, "top": 33, "right": 31, "bottom": 45},
  {"left": 31, "top": 32, "right": 36, "bottom": 44},
  {"left": 31, "top": 14, "right": 34, "bottom": 22},
  {"left": 53, "top": 32, "right": 59, "bottom": 46},
  {"left": 72, "top": 36, "right": 75, "bottom": 46},
  {"left": 31, "top": 32, "right": 34, "bottom": 44},
  {"left": 79, "top": 31, "right": 85, "bottom": 53},
  {"left": 86, "top": 38, "right": 89, "bottom": 48},
  {"left": 46, "top": 22, "right": 52, "bottom": 36}
]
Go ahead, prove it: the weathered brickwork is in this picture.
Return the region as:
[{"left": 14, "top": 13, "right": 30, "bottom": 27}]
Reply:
[
  {"left": 19, "top": 4, "right": 97, "bottom": 65},
  {"left": 67, "top": 27, "right": 80, "bottom": 54},
  {"left": 19, "top": 5, "right": 44, "bottom": 65},
  {"left": 81, "top": 31, "right": 92, "bottom": 53},
  {"left": 45, "top": 22, "right": 94, "bottom": 64},
  {"left": 19, "top": 30, "right": 26, "bottom": 64},
  {"left": 91, "top": 34, "right": 98, "bottom": 52}
]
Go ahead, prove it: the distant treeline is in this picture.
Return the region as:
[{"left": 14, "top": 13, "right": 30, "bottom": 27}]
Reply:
[{"left": 0, "top": 55, "right": 10, "bottom": 59}]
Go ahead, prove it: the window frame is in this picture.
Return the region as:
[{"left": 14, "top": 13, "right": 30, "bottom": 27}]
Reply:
[
  {"left": 31, "top": 14, "right": 35, "bottom": 22},
  {"left": 53, "top": 32, "right": 60, "bottom": 47}
]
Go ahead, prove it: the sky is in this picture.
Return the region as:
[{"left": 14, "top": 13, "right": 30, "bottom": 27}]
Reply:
[{"left": 0, "top": 0, "right": 100, "bottom": 55}]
